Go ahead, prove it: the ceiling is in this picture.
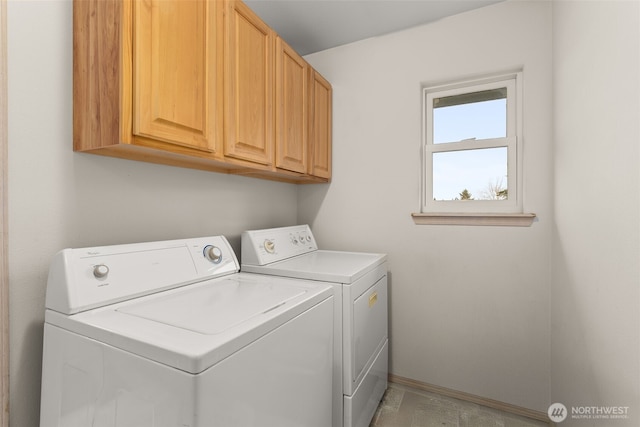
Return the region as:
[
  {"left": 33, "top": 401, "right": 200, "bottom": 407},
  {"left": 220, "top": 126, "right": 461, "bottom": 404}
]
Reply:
[{"left": 245, "top": 0, "right": 505, "bottom": 56}]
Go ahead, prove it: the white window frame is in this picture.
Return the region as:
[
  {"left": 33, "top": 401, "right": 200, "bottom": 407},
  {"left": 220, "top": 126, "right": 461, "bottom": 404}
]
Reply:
[{"left": 421, "top": 72, "right": 523, "bottom": 214}]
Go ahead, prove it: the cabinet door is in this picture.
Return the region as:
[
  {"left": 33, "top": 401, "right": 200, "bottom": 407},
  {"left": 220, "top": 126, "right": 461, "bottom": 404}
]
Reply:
[
  {"left": 132, "top": 0, "right": 222, "bottom": 153},
  {"left": 309, "top": 70, "right": 332, "bottom": 179},
  {"left": 275, "top": 37, "right": 308, "bottom": 174},
  {"left": 224, "top": 0, "right": 274, "bottom": 166}
]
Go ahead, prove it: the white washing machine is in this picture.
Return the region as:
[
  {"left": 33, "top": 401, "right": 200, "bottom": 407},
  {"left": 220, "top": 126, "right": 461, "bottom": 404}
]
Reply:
[
  {"left": 40, "top": 235, "right": 334, "bottom": 427},
  {"left": 241, "top": 225, "right": 388, "bottom": 427}
]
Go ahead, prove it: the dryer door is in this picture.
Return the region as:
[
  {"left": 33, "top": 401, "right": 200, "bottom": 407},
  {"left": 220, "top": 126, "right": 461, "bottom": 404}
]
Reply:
[{"left": 344, "top": 263, "right": 388, "bottom": 395}]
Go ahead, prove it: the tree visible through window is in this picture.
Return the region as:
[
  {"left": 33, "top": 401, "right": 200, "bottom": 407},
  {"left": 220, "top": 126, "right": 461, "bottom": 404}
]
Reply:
[{"left": 422, "top": 73, "right": 522, "bottom": 213}]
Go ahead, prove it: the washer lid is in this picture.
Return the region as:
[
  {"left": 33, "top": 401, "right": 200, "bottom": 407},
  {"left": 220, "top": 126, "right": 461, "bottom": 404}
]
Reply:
[
  {"left": 45, "top": 273, "right": 332, "bottom": 374},
  {"left": 242, "top": 250, "right": 387, "bottom": 284},
  {"left": 117, "top": 277, "right": 306, "bottom": 334}
]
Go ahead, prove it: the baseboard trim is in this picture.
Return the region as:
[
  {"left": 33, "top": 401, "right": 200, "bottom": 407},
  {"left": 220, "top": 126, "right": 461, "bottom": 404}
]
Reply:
[{"left": 388, "top": 374, "right": 550, "bottom": 424}]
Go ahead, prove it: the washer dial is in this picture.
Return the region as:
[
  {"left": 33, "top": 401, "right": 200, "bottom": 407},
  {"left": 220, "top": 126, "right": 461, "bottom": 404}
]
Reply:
[
  {"left": 93, "top": 264, "right": 109, "bottom": 279},
  {"left": 203, "top": 245, "right": 223, "bottom": 263}
]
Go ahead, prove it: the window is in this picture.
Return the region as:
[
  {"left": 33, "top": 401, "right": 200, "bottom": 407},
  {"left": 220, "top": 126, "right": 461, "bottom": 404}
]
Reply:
[{"left": 421, "top": 73, "right": 523, "bottom": 215}]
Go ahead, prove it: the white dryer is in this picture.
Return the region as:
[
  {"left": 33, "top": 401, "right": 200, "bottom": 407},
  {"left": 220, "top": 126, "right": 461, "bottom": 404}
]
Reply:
[
  {"left": 40, "top": 235, "right": 334, "bottom": 427},
  {"left": 241, "top": 225, "right": 388, "bottom": 427}
]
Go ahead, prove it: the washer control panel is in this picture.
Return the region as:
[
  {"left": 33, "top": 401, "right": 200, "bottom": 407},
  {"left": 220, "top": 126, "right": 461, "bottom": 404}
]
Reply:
[
  {"left": 46, "top": 236, "right": 239, "bottom": 315},
  {"left": 242, "top": 224, "right": 318, "bottom": 266}
]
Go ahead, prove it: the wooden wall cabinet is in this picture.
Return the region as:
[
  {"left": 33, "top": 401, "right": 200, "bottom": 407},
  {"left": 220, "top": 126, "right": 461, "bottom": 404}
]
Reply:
[
  {"left": 309, "top": 70, "right": 332, "bottom": 180},
  {"left": 273, "top": 37, "right": 333, "bottom": 182},
  {"left": 74, "top": 0, "right": 228, "bottom": 170},
  {"left": 74, "top": 0, "right": 331, "bottom": 183},
  {"left": 275, "top": 36, "right": 308, "bottom": 175},
  {"left": 133, "top": 0, "right": 221, "bottom": 154},
  {"left": 224, "top": 0, "right": 274, "bottom": 167}
]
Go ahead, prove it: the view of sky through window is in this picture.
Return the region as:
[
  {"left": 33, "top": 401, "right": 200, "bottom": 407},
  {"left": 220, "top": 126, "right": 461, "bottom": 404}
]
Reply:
[
  {"left": 432, "top": 96, "right": 508, "bottom": 200},
  {"left": 432, "top": 147, "right": 507, "bottom": 200}
]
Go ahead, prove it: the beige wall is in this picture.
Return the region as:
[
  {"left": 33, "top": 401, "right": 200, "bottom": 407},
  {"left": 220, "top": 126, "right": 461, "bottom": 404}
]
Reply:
[
  {"left": 552, "top": 1, "right": 640, "bottom": 425},
  {"left": 7, "top": 1, "right": 298, "bottom": 426},
  {"left": 301, "top": 0, "right": 554, "bottom": 412}
]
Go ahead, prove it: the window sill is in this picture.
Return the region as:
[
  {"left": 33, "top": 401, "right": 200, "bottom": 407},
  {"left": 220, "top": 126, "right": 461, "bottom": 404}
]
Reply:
[{"left": 411, "top": 212, "right": 536, "bottom": 227}]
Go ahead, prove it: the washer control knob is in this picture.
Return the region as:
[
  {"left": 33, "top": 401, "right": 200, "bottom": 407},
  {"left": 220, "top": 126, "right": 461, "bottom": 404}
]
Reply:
[
  {"left": 204, "top": 245, "right": 223, "bottom": 264},
  {"left": 264, "top": 239, "right": 275, "bottom": 253},
  {"left": 93, "top": 264, "right": 109, "bottom": 279}
]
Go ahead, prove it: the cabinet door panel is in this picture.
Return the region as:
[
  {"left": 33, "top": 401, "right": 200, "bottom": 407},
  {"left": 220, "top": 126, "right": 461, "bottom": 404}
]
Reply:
[
  {"left": 133, "top": 0, "right": 219, "bottom": 152},
  {"left": 275, "top": 37, "right": 307, "bottom": 174},
  {"left": 309, "top": 71, "right": 332, "bottom": 179},
  {"left": 225, "top": 0, "right": 274, "bottom": 166}
]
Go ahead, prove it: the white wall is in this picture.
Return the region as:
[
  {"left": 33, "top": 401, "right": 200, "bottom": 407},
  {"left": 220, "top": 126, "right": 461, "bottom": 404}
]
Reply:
[
  {"left": 9, "top": 1, "right": 639, "bottom": 426},
  {"left": 552, "top": 1, "right": 640, "bottom": 425},
  {"left": 301, "top": 0, "right": 553, "bottom": 412},
  {"left": 7, "top": 1, "right": 298, "bottom": 426}
]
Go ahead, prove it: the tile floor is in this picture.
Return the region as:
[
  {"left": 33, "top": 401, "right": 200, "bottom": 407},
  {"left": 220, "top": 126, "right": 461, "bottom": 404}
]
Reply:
[{"left": 370, "top": 383, "right": 550, "bottom": 427}]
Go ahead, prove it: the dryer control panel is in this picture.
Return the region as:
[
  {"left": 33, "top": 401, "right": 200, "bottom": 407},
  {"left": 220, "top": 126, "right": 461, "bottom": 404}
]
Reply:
[
  {"left": 242, "top": 225, "right": 318, "bottom": 266},
  {"left": 46, "top": 236, "right": 239, "bottom": 315}
]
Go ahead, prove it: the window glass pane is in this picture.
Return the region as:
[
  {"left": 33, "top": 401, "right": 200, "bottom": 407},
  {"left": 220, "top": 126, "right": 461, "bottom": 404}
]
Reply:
[
  {"left": 433, "top": 88, "right": 507, "bottom": 144},
  {"left": 432, "top": 147, "right": 508, "bottom": 201}
]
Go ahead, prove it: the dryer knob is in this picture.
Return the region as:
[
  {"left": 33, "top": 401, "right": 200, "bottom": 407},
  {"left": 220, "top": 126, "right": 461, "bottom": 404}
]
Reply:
[
  {"left": 204, "top": 245, "right": 223, "bottom": 264},
  {"left": 264, "top": 239, "right": 275, "bottom": 253}
]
